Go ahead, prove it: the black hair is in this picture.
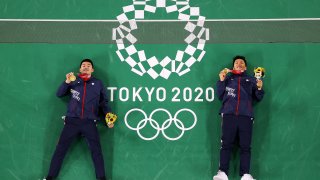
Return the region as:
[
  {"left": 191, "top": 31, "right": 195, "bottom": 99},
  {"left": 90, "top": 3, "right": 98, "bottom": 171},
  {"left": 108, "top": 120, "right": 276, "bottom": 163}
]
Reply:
[
  {"left": 233, "top": 55, "right": 247, "bottom": 66},
  {"left": 80, "top": 59, "right": 94, "bottom": 68}
]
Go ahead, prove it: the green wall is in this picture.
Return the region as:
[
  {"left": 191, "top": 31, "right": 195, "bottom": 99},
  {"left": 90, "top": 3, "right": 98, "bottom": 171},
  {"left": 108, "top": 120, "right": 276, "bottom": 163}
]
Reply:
[{"left": 1, "top": 0, "right": 320, "bottom": 180}]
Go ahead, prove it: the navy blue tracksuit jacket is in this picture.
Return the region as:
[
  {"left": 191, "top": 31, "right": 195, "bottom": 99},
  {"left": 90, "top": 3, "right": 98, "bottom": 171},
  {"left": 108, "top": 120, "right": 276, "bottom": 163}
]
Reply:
[
  {"left": 56, "top": 76, "right": 111, "bottom": 120},
  {"left": 216, "top": 71, "right": 264, "bottom": 118}
]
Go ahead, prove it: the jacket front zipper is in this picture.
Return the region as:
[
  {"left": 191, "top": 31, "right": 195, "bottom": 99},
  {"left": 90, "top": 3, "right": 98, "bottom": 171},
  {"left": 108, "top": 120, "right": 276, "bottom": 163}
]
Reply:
[
  {"left": 236, "top": 77, "right": 241, "bottom": 115},
  {"left": 81, "top": 82, "right": 87, "bottom": 118}
]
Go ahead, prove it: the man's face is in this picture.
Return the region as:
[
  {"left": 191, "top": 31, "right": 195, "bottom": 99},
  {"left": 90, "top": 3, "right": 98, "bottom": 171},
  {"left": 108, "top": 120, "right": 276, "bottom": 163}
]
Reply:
[
  {"left": 80, "top": 62, "right": 94, "bottom": 75},
  {"left": 233, "top": 59, "right": 247, "bottom": 71}
]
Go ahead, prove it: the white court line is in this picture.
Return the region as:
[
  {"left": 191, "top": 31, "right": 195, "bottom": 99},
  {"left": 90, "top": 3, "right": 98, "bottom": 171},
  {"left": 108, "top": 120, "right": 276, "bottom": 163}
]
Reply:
[{"left": 1, "top": 18, "right": 320, "bottom": 22}]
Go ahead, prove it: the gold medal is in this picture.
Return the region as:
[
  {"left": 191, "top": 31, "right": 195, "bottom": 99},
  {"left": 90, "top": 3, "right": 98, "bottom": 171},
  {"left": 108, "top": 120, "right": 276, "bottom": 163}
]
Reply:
[
  {"left": 223, "top": 68, "right": 230, "bottom": 74},
  {"left": 105, "top": 112, "right": 117, "bottom": 125},
  {"left": 69, "top": 74, "right": 76, "bottom": 81}
]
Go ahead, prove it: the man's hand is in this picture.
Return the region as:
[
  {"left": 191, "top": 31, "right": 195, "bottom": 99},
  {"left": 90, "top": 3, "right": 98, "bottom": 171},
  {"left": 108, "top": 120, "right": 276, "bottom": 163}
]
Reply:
[
  {"left": 219, "top": 69, "right": 228, "bottom": 81},
  {"left": 107, "top": 123, "right": 114, "bottom": 128},
  {"left": 65, "top": 72, "right": 74, "bottom": 84},
  {"left": 257, "top": 79, "right": 263, "bottom": 90}
]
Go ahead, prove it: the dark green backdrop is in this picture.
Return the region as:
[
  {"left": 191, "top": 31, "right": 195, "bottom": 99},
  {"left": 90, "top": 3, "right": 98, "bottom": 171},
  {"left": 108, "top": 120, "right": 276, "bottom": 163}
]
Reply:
[{"left": 1, "top": 0, "right": 320, "bottom": 180}]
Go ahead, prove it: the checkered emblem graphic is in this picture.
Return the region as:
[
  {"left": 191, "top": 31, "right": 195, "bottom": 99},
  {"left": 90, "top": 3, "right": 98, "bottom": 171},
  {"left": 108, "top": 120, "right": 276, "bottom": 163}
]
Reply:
[{"left": 113, "top": 0, "right": 209, "bottom": 79}]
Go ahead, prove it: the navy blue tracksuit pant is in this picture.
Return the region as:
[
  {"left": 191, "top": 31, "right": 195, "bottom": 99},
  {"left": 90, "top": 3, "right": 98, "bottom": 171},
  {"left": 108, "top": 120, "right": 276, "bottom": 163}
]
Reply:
[
  {"left": 47, "top": 117, "right": 106, "bottom": 179},
  {"left": 219, "top": 114, "right": 253, "bottom": 176}
]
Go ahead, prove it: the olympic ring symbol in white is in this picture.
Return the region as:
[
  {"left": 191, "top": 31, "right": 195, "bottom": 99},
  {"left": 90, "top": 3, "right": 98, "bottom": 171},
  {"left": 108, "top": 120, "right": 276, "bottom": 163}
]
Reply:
[
  {"left": 124, "top": 108, "right": 197, "bottom": 141},
  {"left": 113, "top": 0, "right": 209, "bottom": 79}
]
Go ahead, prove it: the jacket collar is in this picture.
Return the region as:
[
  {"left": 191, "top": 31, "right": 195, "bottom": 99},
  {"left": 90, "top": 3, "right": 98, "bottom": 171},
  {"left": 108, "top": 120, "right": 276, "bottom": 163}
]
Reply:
[
  {"left": 231, "top": 70, "right": 247, "bottom": 77},
  {"left": 78, "top": 73, "right": 92, "bottom": 82}
]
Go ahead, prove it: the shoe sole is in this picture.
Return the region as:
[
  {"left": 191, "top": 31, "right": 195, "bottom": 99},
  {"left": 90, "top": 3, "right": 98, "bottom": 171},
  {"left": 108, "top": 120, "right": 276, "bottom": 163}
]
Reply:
[{"left": 213, "top": 177, "right": 227, "bottom": 180}]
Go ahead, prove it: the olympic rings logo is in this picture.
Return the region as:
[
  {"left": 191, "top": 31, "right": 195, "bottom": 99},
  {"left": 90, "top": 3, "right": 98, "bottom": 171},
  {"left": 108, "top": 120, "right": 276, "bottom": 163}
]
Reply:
[{"left": 124, "top": 108, "right": 197, "bottom": 141}]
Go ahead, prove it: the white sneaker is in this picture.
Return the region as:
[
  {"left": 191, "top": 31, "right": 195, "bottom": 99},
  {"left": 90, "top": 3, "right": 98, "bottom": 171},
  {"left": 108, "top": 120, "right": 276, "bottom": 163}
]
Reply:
[
  {"left": 241, "top": 174, "right": 256, "bottom": 180},
  {"left": 213, "top": 170, "right": 228, "bottom": 180}
]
